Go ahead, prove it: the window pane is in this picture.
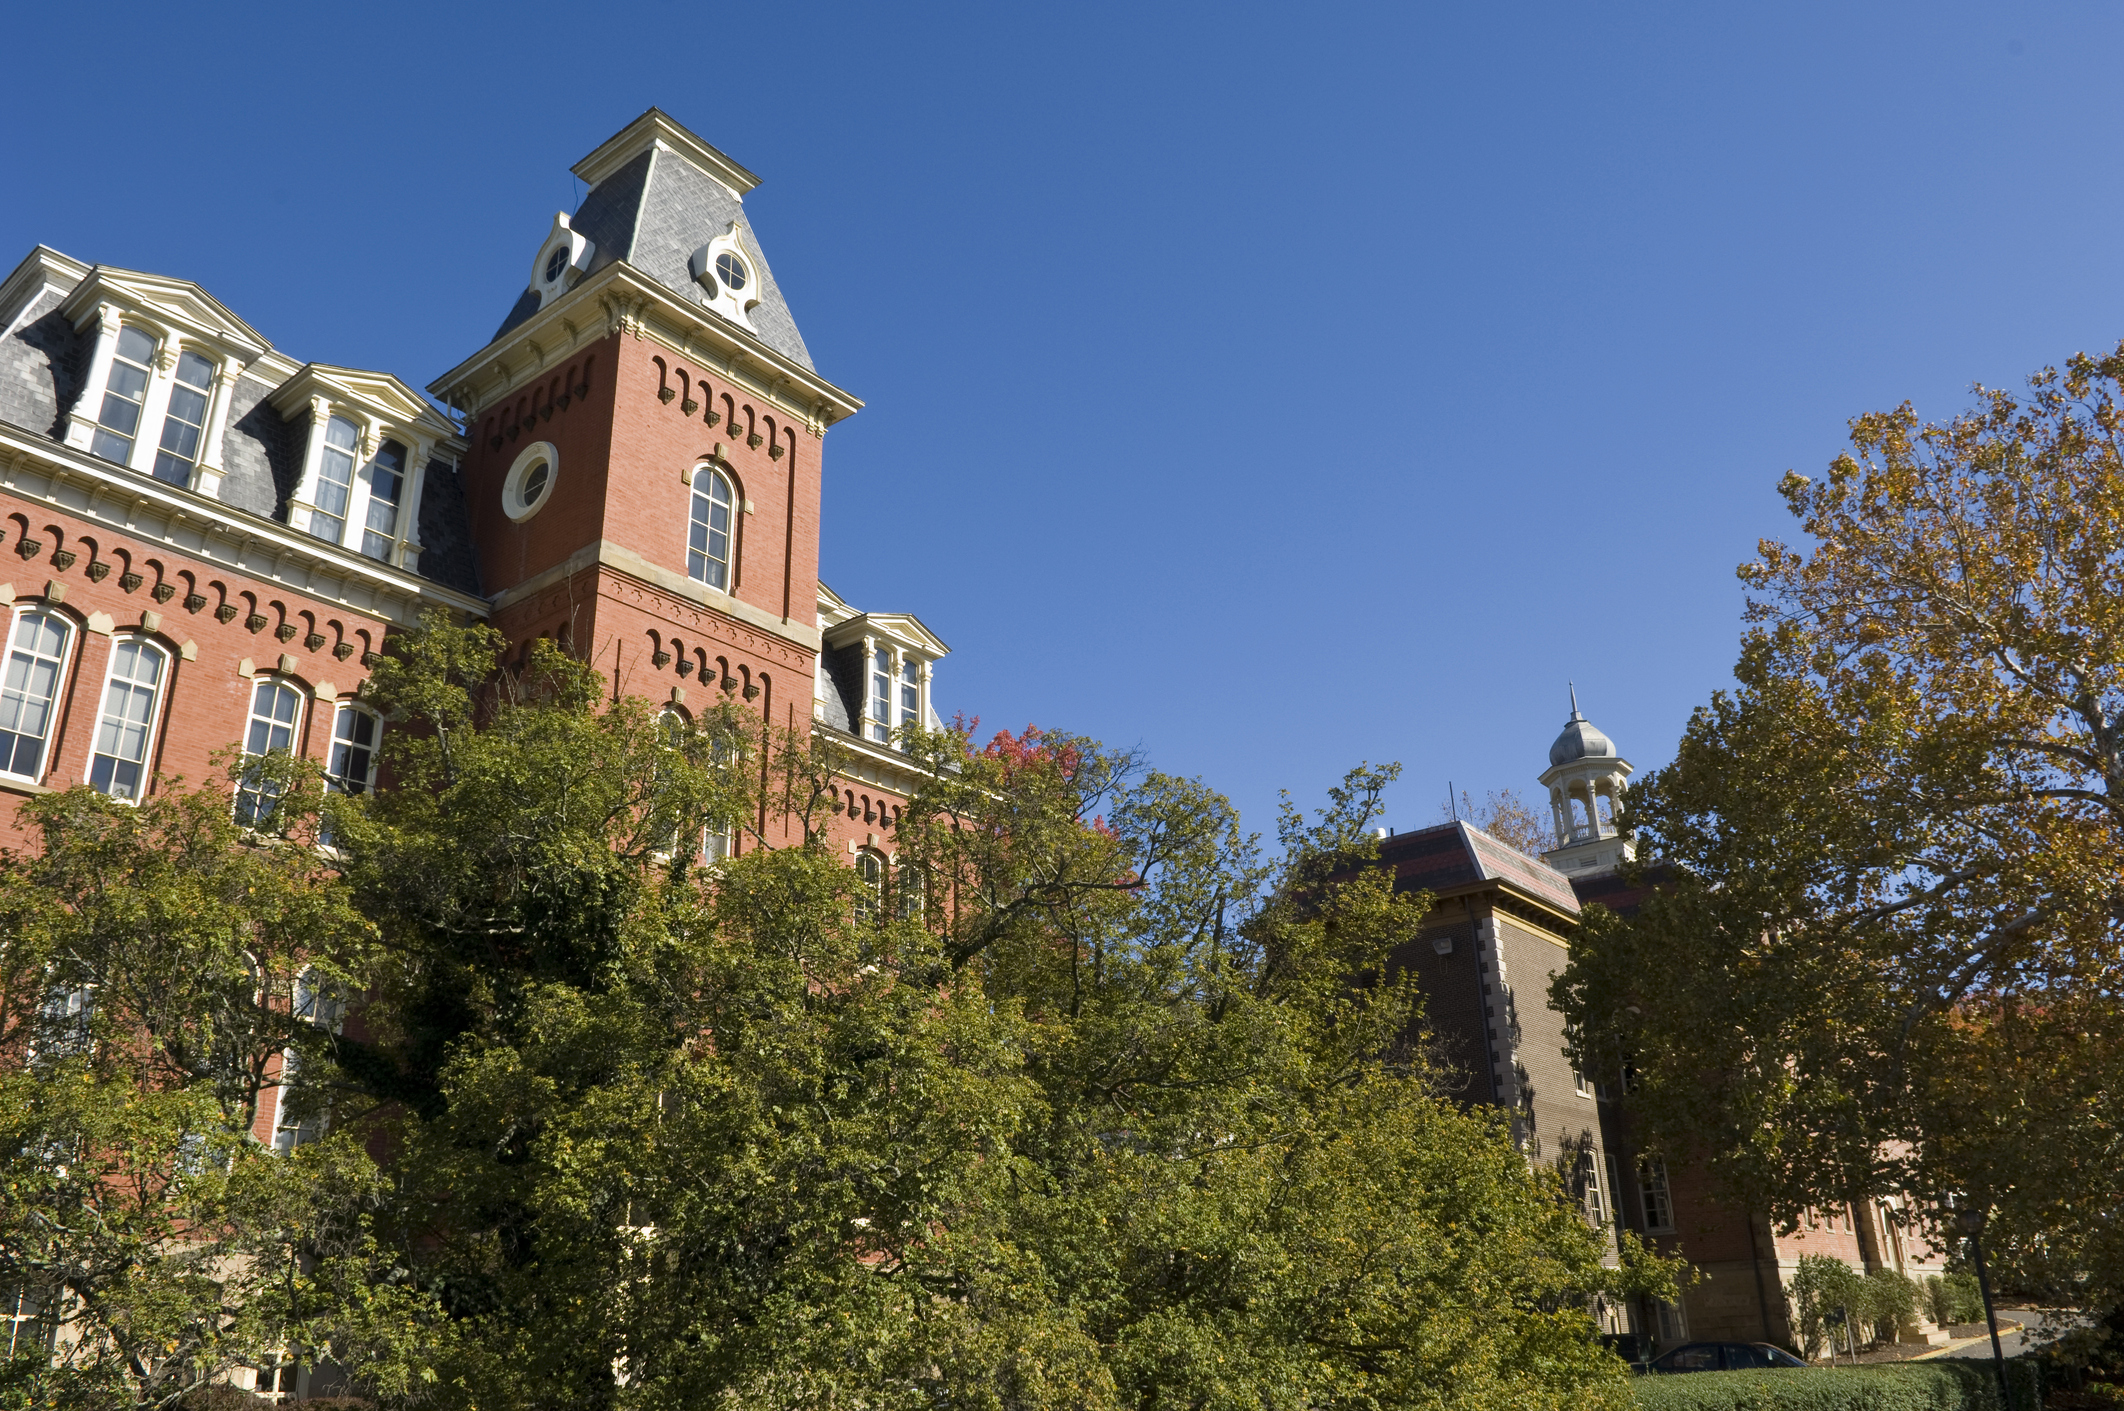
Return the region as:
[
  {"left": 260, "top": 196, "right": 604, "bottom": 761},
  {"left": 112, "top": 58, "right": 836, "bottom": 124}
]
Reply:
[
  {"left": 89, "top": 641, "right": 164, "bottom": 800},
  {"left": 687, "top": 469, "right": 733, "bottom": 589},
  {"left": 116, "top": 326, "right": 154, "bottom": 363},
  {"left": 175, "top": 351, "right": 213, "bottom": 390},
  {"left": 0, "top": 612, "right": 70, "bottom": 778},
  {"left": 327, "top": 706, "right": 379, "bottom": 794}
]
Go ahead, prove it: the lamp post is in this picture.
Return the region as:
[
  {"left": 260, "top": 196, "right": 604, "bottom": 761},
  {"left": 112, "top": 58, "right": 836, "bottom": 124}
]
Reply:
[{"left": 1956, "top": 1206, "right": 2014, "bottom": 1411}]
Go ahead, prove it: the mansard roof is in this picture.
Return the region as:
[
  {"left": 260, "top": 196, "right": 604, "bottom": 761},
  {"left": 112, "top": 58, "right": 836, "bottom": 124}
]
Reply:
[
  {"left": 1378, "top": 821, "right": 1583, "bottom": 923},
  {"left": 0, "top": 245, "right": 480, "bottom": 608},
  {"left": 493, "top": 110, "right": 816, "bottom": 371}
]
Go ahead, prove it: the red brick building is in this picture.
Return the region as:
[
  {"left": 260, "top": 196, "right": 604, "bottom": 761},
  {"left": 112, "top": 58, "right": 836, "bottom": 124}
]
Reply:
[{"left": 0, "top": 110, "right": 941, "bottom": 957}]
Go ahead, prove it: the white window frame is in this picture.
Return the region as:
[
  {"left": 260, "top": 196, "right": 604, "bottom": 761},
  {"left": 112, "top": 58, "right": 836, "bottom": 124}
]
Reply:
[
  {"left": 149, "top": 349, "right": 218, "bottom": 487},
  {"left": 359, "top": 439, "right": 410, "bottom": 561},
  {"left": 0, "top": 605, "right": 76, "bottom": 785},
  {"left": 854, "top": 848, "right": 886, "bottom": 921},
  {"left": 687, "top": 464, "right": 735, "bottom": 591},
  {"left": 325, "top": 703, "right": 381, "bottom": 796},
  {"left": 88, "top": 323, "right": 159, "bottom": 468},
  {"left": 290, "top": 397, "right": 428, "bottom": 566},
  {"left": 86, "top": 635, "right": 170, "bottom": 803},
  {"left": 68, "top": 308, "right": 239, "bottom": 493},
  {"left": 234, "top": 677, "right": 306, "bottom": 828}
]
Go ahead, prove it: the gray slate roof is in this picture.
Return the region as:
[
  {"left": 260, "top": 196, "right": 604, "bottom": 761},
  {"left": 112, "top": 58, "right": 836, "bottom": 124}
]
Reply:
[
  {"left": 0, "top": 287, "right": 81, "bottom": 439},
  {"left": 496, "top": 146, "right": 815, "bottom": 370},
  {"left": 0, "top": 252, "right": 482, "bottom": 600}
]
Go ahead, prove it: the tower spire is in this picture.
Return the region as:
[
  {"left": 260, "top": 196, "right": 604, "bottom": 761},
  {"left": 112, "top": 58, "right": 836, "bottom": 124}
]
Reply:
[{"left": 1569, "top": 681, "right": 1580, "bottom": 718}]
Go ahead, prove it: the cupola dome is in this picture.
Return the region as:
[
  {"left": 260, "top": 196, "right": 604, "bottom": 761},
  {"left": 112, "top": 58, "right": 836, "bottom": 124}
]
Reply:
[{"left": 1548, "top": 688, "right": 1615, "bottom": 767}]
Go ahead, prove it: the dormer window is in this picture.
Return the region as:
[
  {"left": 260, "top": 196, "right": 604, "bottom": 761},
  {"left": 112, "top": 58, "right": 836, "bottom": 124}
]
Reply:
[
  {"left": 90, "top": 326, "right": 155, "bottom": 466},
  {"left": 869, "top": 648, "right": 892, "bottom": 744},
  {"left": 714, "top": 252, "right": 748, "bottom": 292},
  {"left": 360, "top": 441, "right": 407, "bottom": 560},
  {"left": 151, "top": 352, "right": 216, "bottom": 486},
  {"left": 310, "top": 416, "right": 359, "bottom": 543}
]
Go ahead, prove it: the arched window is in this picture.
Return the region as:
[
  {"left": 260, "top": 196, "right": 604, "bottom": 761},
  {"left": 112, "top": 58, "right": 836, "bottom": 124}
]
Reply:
[
  {"left": 0, "top": 608, "right": 72, "bottom": 782},
  {"left": 854, "top": 849, "right": 885, "bottom": 922},
  {"left": 88, "top": 637, "right": 168, "bottom": 801},
  {"left": 151, "top": 351, "right": 216, "bottom": 486},
  {"left": 91, "top": 326, "right": 156, "bottom": 465},
  {"left": 325, "top": 704, "right": 380, "bottom": 795},
  {"left": 687, "top": 466, "right": 734, "bottom": 590},
  {"left": 234, "top": 678, "right": 304, "bottom": 827},
  {"left": 309, "top": 416, "right": 359, "bottom": 544},
  {"left": 360, "top": 440, "right": 407, "bottom": 560},
  {"left": 896, "top": 857, "right": 925, "bottom": 919}
]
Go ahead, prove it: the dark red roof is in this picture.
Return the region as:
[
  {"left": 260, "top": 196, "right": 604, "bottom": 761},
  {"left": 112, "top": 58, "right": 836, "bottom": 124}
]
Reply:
[{"left": 1377, "top": 821, "right": 1581, "bottom": 917}]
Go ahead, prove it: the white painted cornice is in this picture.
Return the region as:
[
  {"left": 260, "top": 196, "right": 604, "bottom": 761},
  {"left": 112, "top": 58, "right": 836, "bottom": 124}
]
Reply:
[
  {"left": 0, "top": 246, "right": 89, "bottom": 332},
  {"left": 573, "top": 109, "right": 760, "bottom": 198},
  {"left": 823, "top": 610, "right": 950, "bottom": 658},
  {"left": 58, "top": 265, "right": 270, "bottom": 364},
  {"left": 428, "top": 261, "right": 862, "bottom": 434},
  {"left": 0, "top": 426, "right": 486, "bottom": 624},
  {"left": 269, "top": 363, "right": 462, "bottom": 446}
]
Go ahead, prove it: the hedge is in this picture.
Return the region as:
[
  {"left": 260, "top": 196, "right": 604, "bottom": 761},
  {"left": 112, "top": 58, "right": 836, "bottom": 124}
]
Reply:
[{"left": 1633, "top": 1359, "right": 2046, "bottom": 1411}]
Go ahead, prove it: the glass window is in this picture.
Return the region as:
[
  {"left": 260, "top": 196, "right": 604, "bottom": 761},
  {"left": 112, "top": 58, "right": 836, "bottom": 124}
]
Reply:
[
  {"left": 869, "top": 648, "right": 892, "bottom": 744},
  {"left": 715, "top": 251, "right": 748, "bottom": 291},
  {"left": 326, "top": 705, "right": 379, "bottom": 794},
  {"left": 0, "top": 610, "right": 72, "bottom": 780},
  {"left": 896, "top": 857, "right": 925, "bottom": 919},
  {"left": 150, "top": 351, "right": 215, "bottom": 486},
  {"left": 360, "top": 441, "right": 406, "bottom": 560},
  {"left": 1581, "top": 1154, "right": 1606, "bottom": 1225},
  {"left": 91, "top": 326, "right": 156, "bottom": 465},
  {"left": 1640, "top": 1157, "right": 1674, "bottom": 1232},
  {"left": 1605, "top": 1152, "right": 1626, "bottom": 1228},
  {"left": 899, "top": 657, "right": 920, "bottom": 734},
  {"left": 310, "top": 416, "right": 358, "bottom": 544},
  {"left": 234, "top": 679, "right": 303, "bottom": 827},
  {"left": 293, "top": 969, "right": 345, "bottom": 1032},
  {"left": 272, "top": 1050, "right": 323, "bottom": 1154},
  {"left": 854, "top": 849, "right": 884, "bottom": 921},
  {"left": 88, "top": 638, "right": 166, "bottom": 801},
  {"left": 687, "top": 467, "right": 733, "bottom": 589}
]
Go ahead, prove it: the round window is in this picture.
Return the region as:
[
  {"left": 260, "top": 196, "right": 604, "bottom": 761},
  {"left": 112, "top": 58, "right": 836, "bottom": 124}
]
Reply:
[
  {"left": 715, "top": 251, "right": 748, "bottom": 292},
  {"left": 504, "top": 442, "right": 558, "bottom": 522},
  {"left": 544, "top": 246, "right": 570, "bottom": 283}
]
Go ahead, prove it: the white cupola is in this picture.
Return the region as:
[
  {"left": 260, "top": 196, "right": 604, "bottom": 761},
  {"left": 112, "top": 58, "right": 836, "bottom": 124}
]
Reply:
[{"left": 1538, "top": 684, "right": 1634, "bottom": 876}]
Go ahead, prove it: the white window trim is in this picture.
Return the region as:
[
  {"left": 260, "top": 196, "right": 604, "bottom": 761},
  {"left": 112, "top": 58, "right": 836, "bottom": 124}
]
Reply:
[
  {"left": 685, "top": 461, "right": 735, "bottom": 590},
  {"left": 326, "top": 702, "right": 382, "bottom": 795},
  {"left": 234, "top": 676, "right": 307, "bottom": 826},
  {"left": 65, "top": 305, "right": 240, "bottom": 495},
  {"left": 504, "top": 441, "right": 559, "bottom": 522},
  {"left": 86, "top": 634, "right": 170, "bottom": 803},
  {"left": 0, "top": 604, "right": 78, "bottom": 786},
  {"left": 290, "top": 397, "right": 431, "bottom": 568}
]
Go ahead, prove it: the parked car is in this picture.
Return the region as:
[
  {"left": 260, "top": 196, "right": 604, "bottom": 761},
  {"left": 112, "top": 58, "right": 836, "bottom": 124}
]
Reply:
[{"left": 1648, "top": 1342, "right": 1809, "bottom": 1373}]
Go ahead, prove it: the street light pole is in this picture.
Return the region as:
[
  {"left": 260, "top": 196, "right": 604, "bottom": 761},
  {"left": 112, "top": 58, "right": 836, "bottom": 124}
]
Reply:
[{"left": 1957, "top": 1207, "right": 2013, "bottom": 1411}]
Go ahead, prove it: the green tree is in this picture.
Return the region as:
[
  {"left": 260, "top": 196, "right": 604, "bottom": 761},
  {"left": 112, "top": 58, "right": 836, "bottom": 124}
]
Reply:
[
  {"left": 0, "top": 768, "right": 434, "bottom": 1409},
  {"left": 1552, "top": 345, "right": 2124, "bottom": 1326},
  {"left": 326, "top": 628, "right": 1672, "bottom": 1409}
]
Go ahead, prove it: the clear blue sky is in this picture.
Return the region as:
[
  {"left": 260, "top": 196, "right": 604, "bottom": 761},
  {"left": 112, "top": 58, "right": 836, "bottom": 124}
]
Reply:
[{"left": 7, "top": 3, "right": 2120, "bottom": 841}]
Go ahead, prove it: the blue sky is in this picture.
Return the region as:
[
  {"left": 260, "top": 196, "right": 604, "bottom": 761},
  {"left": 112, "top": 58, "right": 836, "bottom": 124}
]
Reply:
[{"left": 7, "top": 2, "right": 2121, "bottom": 841}]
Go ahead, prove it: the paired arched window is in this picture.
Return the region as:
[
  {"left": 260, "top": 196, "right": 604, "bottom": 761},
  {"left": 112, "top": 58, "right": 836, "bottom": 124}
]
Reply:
[
  {"left": 688, "top": 466, "right": 734, "bottom": 590},
  {"left": 0, "top": 608, "right": 73, "bottom": 782},
  {"left": 151, "top": 351, "right": 217, "bottom": 487},
  {"left": 88, "top": 637, "right": 169, "bottom": 801},
  {"left": 359, "top": 441, "right": 408, "bottom": 561},
  {"left": 234, "top": 678, "right": 304, "bottom": 827}
]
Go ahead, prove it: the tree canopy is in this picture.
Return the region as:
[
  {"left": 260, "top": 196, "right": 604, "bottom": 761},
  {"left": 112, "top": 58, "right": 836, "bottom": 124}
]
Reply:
[
  {"left": 4, "top": 619, "right": 1670, "bottom": 1410},
  {"left": 1553, "top": 345, "right": 2124, "bottom": 1317}
]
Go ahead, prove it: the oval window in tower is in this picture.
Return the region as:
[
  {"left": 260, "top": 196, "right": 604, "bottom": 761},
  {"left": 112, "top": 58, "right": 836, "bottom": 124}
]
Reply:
[
  {"left": 714, "top": 251, "right": 748, "bottom": 292},
  {"left": 504, "top": 441, "right": 558, "bottom": 522}
]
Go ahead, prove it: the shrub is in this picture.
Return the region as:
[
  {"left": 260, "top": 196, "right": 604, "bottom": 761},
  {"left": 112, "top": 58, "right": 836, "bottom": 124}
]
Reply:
[
  {"left": 1789, "top": 1254, "right": 1873, "bottom": 1358},
  {"left": 1926, "top": 1272, "right": 1986, "bottom": 1327},
  {"left": 1633, "top": 1359, "right": 2044, "bottom": 1410},
  {"left": 1868, "top": 1267, "right": 1922, "bottom": 1340}
]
